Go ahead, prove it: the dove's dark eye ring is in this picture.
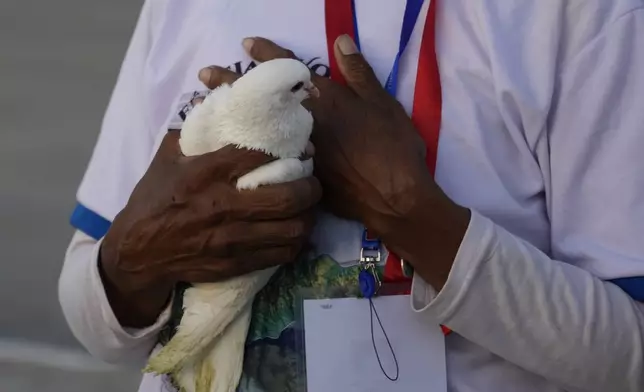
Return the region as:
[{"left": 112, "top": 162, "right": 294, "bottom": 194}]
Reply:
[{"left": 290, "top": 81, "right": 304, "bottom": 92}]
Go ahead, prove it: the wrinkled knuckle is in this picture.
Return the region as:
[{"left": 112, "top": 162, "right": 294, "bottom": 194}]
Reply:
[
  {"left": 211, "top": 190, "right": 233, "bottom": 215},
  {"left": 287, "top": 219, "right": 307, "bottom": 240},
  {"left": 348, "top": 61, "right": 376, "bottom": 86},
  {"left": 212, "top": 227, "right": 236, "bottom": 256},
  {"left": 278, "top": 184, "right": 299, "bottom": 207},
  {"left": 351, "top": 60, "right": 369, "bottom": 74},
  {"left": 349, "top": 61, "right": 369, "bottom": 77}
]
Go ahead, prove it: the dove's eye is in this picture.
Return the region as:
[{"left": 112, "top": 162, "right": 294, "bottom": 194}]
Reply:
[{"left": 290, "top": 81, "right": 304, "bottom": 92}]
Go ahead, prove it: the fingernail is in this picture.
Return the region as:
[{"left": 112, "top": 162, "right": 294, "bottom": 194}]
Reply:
[
  {"left": 242, "top": 38, "right": 255, "bottom": 53},
  {"left": 336, "top": 34, "right": 358, "bottom": 55},
  {"left": 198, "top": 67, "right": 212, "bottom": 83}
]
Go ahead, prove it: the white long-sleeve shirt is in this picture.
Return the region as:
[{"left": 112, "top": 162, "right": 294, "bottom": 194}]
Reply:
[
  {"left": 59, "top": 232, "right": 170, "bottom": 365},
  {"left": 59, "top": 0, "right": 644, "bottom": 391}
]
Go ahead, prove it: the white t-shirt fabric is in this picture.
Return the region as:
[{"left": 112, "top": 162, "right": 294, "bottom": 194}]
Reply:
[{"left": 58, "top": 0, "right": 644, "bottom": 391}]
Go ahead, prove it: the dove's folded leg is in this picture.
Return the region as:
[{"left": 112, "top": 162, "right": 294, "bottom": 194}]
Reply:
[{"left": 145, "top": 267, "right": 277, "bottom": 375}]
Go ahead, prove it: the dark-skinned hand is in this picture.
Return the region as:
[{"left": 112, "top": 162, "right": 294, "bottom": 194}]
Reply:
[
  {"left": 199, "top": 35, "right": 471, "bottom": 290},
  {"left": 99, "top": 131, "right": 321, "bottom": 328}
]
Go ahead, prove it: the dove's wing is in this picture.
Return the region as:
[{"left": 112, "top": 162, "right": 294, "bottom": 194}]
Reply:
[{"left": 179, "top": 84, "right": 232, "bottom": 157}]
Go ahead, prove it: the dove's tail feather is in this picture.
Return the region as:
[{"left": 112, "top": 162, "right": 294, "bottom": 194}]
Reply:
[
  {"left": 203, "top": 305, "right": 251, "bottom": 392},
  {"left": 170, "top": 305, "right": 251, "bottom": 392},
  {"left": 145, "top": 267, "right": 277, "bottom": 375},
  {"left": 170, "top": 358, "right": 197, "bottom": 392}
]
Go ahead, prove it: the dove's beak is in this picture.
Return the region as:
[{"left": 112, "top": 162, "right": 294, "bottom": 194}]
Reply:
[{"left": 305, "top": 84, "right": 320, "bottom": 98}]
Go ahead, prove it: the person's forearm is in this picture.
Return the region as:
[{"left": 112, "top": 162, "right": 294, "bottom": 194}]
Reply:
[
  {"left": 387, "top": 192, "right": 644, "bottom": 392},
  {"left": 375, "top": 179, "right": 470, "bottom": 291},
  {"left": 58, "top": 230, "right": 172, "bottom": 364}
]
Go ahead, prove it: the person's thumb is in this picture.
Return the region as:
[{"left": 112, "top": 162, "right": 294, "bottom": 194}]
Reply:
[{"left": 333, "top": 35, "right": 385, "bottom": 100}]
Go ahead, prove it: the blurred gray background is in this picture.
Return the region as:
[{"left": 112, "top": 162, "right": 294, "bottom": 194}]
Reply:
[{"left": 1, "top": 0, "right": 145, "bottom": 390}]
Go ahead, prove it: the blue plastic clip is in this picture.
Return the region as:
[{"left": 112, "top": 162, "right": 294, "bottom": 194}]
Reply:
[{"left": 359, "top": 269, "right": 378, "bottom": 299}]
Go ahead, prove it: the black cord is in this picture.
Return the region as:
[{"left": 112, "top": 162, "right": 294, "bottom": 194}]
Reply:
[{"left": 369, "top": 298, "right": 400, "bottom": 381}]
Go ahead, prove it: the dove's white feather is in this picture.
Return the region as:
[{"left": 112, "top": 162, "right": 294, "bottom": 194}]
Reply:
[
  {"left": 145, "top": 58, "right": 316, "bottom": 392},
  {"left": 237, "top": 157, "right": 314, "bottom": 190},
  {"left": 179, "top": 59, "right": 314, "bottom": 160}
]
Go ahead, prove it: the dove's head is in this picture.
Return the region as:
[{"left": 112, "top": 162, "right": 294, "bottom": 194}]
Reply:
[
  {"left": 212, "top": 58, "right": 318, "bottom": 159},
  {"left": 233, "top": 58, "right": 319, "bottom": 106}
]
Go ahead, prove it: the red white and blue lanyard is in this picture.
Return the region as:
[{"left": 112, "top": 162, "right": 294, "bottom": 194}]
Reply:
[{"left": 325, "top": 0, "right": 451, "bottom": 340}]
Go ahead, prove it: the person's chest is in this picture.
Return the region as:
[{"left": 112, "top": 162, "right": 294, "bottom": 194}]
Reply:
[
  {"left": 146, "top": 0, "right": 426, "bottom": 130},
  {"left": 145, "top": 0, "right": 553, "bottom": 265}
]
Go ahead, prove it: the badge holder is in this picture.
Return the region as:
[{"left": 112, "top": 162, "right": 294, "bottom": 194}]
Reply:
[{"left": 291, "top": 230, "right": 413, "bottom": 391}]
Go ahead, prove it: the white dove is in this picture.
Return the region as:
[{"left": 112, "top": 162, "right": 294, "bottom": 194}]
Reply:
[{"left": 144, "top": 58, "right": 318, "bottom": 392}]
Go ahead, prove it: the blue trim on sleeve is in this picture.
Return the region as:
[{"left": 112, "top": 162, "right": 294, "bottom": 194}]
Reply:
[
  {"left": 609, "top": 277, "right": 644, "bottom": 302},
  {"left": 70, "top": 203, "right": 112, "bottom": 240}
]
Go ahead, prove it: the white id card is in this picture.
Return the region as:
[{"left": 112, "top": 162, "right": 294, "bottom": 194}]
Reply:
[{"left": 302, "top": 295, "right": 446, "bottom": 392}]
